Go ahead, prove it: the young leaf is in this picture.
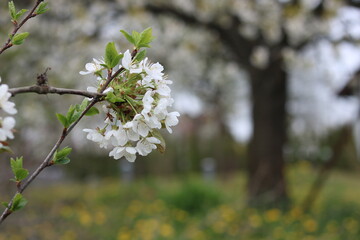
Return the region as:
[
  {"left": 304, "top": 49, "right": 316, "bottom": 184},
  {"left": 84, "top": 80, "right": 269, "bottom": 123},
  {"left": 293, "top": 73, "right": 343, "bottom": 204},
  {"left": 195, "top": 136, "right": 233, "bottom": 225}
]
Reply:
[
  {"left": 120, "top": 30, "right": 135, "bottom": 45},
  {"left": 105, "top": 42, "right": 119, "bottom": 68},
  {"left": 66, "top": 105, "right": 76, "bottom": 121},
  {"left": 79, "top": 99, "right": 89, "bottom": 111},
  {"left": 11, "top": 193, "right": 27, "bottom": 212},
  {"left": 8, "top": 1, "right": 16, "bottom": 20},
  {"left": 10, "top": 157, "right": 29, "bottom": 181},
  {"left": 111, "top": 54, "right": 122, "bottom": 69},
  {"left": 55, "top": 147, "right": 72, "bottom": 159},
  {"left": 138, "top": 27, "right": 154, "bottom": 48},
  {"left": 105, "top": 92, "right": 125, "bottom": 103},
  {"left": 55, "top": 157, "right": 70, "bottom": 165},
  {"left": 14, "top": 169, "right": 29, "bottom": 181},
  {"left": 134, "top": 49, "right": 147, "bottom": 62},
  {"left": 2, "top": 202, "right": 9, "bottom": 208},
  {"left": 56, "top": 113, "right": 68, "bottom": 128},
  {"left": 132, "top": 31, "right": 141, "bottom": 46},
  {"left": 11, "top": 32, "right": 30, "bottom": 45},
  {"left": 15, "top": 9, "right": 28, "bottom": 21},
  {"left": 10, "top": 157, "right": 23, "bottom": 173},
  {"left": 85, "top": 107, "right": 100, "bottom": 116},
  {"left": 35, "top": 2, "right": 49, "bottom": 15}
]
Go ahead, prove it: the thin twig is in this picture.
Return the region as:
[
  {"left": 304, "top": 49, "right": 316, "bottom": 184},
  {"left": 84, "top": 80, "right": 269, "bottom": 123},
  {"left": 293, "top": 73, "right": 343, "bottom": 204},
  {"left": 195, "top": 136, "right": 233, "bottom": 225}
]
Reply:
[
  {"left": 0, "top": 0, "right": 43, "bottom": 55},
  {"left": 9, "top": 85, "right": 105, "bottom": 98}
]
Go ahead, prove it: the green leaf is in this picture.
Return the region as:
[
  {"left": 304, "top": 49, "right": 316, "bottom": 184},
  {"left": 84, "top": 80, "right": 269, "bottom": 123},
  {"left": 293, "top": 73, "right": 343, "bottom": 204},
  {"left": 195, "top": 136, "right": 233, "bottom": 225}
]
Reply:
[
  {"left": 138, "top": 27, "right": 154, "bottom": 48},
  {"left": 111, "top": 54, "right": 122, "bottom": 69},
  {"left": 10, "top": 157, "right": 22, "bottom": 171},
  {"left": 132, "top": 31, "right": 141, "bottom": 46},
  {"left": 120, "top": 30, "right": 135, "bottom": 45},
  {"left": 14, "top": 169, "right": 29, "bottom": 181},
  {"left": 10, "top": 157, "right": 29, "bottom": 181},
  {"left": 8, "top": 1, "right": 16, "bottom": 20},
  {"left": 66, "top": 105, "right": 76, "bottom": 121},
  {"left": 11, "top": 32, "right": 29, "bottom": 45},
  {"left": 134, "top": 49, "right": 147, "bottom": 62},
  {"left": 56, "top": 113, "right": 68, "bottom": 128},
  {"left": 15, "top": 9, "right": 28, "bottom": 21},
  {"left": 2, "top": 202, "right": 9, "bottom": 208},
  {"left": 35, "top": 2, "right": 49, "bottom": 15},
  {"left": 55, "top": 147, "right": 72, "bottom": 159},
  {"left": 105, "top": 92, "right": 125, "bottom": 103},
  {"left": 0, "top": 146, "right": 13, "bottom": 154},
  {"left": 85, "top": 107, "right": 99, "bottom": 116},
  {"left": 105, "top": 42, "right": 119, "bottom": 68},
  {"left": 79, "top": 99, "right": 89, "bottom": 111},
  {"left": 55, "top": 157, "right": 70, "bottom": 165},
  {"left": 11, "top": 193, "right": 27, "bottom": 212}
]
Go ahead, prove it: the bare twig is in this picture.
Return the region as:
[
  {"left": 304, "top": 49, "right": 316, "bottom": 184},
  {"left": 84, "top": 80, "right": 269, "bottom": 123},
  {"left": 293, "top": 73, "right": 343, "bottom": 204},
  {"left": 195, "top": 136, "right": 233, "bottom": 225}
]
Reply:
[
  {"left": 0, "top": 51, "right": 133, "bottom": 224},
  {"left": 9, "top": 85, "right": 105, "bottom": 98},
  {"left": 0, "top": 0, "right": 44, "bottom": 55},
  {"left": 301, "top": 125, "right": 352, "bottom": 212}
]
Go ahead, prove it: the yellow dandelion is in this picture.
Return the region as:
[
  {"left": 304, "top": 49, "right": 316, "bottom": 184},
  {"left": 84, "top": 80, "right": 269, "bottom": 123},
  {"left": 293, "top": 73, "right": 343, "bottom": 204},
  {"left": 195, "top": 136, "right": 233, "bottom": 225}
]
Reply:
[
  {"left": 77, "top": 210, "right": 92, "bottom": 227},
  {"left": 265, "top": 208, "right": 281, "bottom": 222},
  {"left": 289, "top": 207, "right": 303, "bottom": 220},
  {"left": 344, "top": 218, "right": 359, "bottom": 233},
  {"left": 303, "top": 219, "right": 318, "bottom": 233},
  {"left": 159, "top": 223, "right": 175, "bottom": 238},
  {"left": 117, "top": 230, "right": 132, "bottom": 240}
]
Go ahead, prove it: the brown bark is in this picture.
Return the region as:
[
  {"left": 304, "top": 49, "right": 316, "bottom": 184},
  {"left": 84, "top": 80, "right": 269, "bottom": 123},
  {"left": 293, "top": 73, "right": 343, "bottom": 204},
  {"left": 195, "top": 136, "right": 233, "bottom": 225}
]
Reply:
[{"left": 247, "top": 58, "right": 289, "bottom": 208}]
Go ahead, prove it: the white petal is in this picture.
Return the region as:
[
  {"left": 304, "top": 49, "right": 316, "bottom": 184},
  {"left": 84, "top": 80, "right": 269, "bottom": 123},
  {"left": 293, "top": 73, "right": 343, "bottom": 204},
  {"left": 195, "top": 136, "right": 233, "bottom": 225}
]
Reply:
[{"left": 122, "top": 50, "right": 132, "bottom": 70}]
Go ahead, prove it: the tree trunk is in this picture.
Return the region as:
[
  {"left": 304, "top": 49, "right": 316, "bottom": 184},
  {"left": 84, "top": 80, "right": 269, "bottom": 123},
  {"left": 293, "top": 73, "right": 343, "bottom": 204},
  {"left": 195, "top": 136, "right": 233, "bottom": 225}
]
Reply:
[{"left": 247, "top": 59, "right": 289, "bottom": 208}]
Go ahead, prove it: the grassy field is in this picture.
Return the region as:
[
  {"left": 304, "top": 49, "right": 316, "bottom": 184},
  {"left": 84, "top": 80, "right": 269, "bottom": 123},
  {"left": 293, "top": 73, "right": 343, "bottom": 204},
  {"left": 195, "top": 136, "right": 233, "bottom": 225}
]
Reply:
[{"left": 0, "top": 162, "right": 360, "bottom": 240}]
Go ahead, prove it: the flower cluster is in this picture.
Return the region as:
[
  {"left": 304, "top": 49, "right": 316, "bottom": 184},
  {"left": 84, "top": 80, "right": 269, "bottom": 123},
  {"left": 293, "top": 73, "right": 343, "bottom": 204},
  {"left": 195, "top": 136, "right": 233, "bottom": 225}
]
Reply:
[
  {"left": 0, "top": 77, "right": 17, "bottom": 149},
  {"left": 81, "top": 50, "right": 179, "bottom": 162}
]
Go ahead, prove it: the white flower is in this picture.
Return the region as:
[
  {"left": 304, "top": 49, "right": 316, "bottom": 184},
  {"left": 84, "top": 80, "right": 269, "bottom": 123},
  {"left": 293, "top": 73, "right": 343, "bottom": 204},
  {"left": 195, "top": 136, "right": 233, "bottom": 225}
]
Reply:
[
  {"left": 136, "top": 137, "right": 161, "bottom": 156},
  {"left": 146, "top": 115, "right": 162, "bottom": 129},
  {"left": 80, "top": 58, "right": 105, "bottom": 75},
  {"left": 132, "top": 114, "right": 151, "bottom": 137},
  {"left": 130, "top": 61, "right": 143, "bottom": 74},
  {"left": 145, "top": 62, "right": 164, "bottom": 80},
  {"left": 124, "top": 122, "right": 140, "bottom": 141},
  {"left": 83, "top": 129, "right": 108, "bottom": 148},
  {"left": 0, "top": 84, "right": 17, "bottom": 115},
  {"left": 165, "top": 111, "right": 180, "bottom": 133},
  {"left": 156, "top": 83, "right": 171, "bottom": 96},
  {"left": 122, "top": 50, "right": 132, "bottom": 70},
  {"left": 0, "top": 117, "right": 15, "bottom": 141},
  {"left": 141, "top": 90, "right": 154, "bottom": 119},
  {"left": 154, "top": 98, "right": 173, "bottom": 115},
  {"left": 104, "top": 127, "right": 128, "bottom": 146},
  {"left": 103, "top": 87, "right": 113, "bottom": 94},
  {"left": 109, "top": 146, "right": 137, "bottom": 162}
]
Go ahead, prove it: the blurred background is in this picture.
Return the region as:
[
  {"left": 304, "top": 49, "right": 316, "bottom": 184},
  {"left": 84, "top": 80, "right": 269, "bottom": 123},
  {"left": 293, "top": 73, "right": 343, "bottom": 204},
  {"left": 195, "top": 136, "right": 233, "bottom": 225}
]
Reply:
[{"left": 1, "top": 0, "right": 360, "bottom": 239}]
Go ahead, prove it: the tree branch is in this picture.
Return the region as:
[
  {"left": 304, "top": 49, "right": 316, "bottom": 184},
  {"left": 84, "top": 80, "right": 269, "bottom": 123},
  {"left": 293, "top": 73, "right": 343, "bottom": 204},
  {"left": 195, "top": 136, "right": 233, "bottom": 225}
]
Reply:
[
  {"left": 0, "top": 50, "right": 135, "bottom": 224},
  {"left": 0, "top": 0, "right": 44, "bottom": 55},
  {"left": 144, "top": 4, "right": 256, "bottom": 67},
  {"left": 9, "top": 85, "right": 105, "bottom": 98}
]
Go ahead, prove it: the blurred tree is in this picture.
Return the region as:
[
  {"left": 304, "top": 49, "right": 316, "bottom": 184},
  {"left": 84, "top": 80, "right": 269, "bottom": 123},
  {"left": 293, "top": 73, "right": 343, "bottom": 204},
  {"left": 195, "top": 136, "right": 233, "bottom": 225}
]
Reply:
[{"left": 140, "top": 0, "right": 360, "bottom": 207}]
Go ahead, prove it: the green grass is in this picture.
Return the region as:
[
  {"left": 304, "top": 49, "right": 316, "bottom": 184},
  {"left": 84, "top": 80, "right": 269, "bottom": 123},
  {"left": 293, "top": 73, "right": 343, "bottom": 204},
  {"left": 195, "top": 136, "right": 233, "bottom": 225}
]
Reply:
[{"left": 1, "top": 163, "right": 360, "bottom": 240}]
